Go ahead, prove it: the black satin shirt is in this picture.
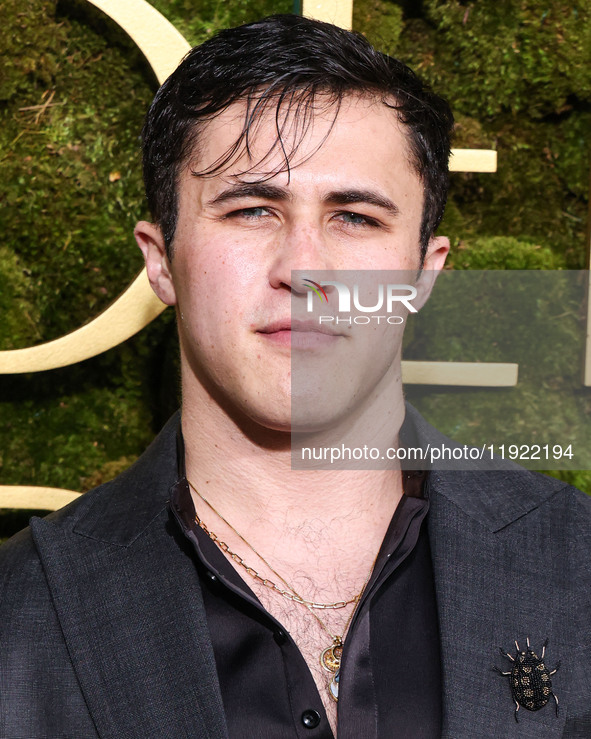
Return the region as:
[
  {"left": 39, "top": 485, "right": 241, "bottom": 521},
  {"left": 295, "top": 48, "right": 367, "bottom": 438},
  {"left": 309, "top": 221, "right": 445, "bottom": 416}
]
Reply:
[{"left": 169, "top": 467, "right": 442, "bottom": 739}]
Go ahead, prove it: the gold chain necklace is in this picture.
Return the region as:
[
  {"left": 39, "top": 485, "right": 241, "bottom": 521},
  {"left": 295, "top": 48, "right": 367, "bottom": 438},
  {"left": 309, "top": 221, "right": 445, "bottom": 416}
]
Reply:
[
  {"left": 188, "top": 479, "right": 359, "bottom": 610},
  {"left": 187, "top": 478, "right": 376, "bottom": 701}
]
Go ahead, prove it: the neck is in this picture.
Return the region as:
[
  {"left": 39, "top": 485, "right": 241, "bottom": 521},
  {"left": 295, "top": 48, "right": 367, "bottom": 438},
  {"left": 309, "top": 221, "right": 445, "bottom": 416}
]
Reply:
[{"left": 181, "top": 366, "right": 407, "bottom": 560}]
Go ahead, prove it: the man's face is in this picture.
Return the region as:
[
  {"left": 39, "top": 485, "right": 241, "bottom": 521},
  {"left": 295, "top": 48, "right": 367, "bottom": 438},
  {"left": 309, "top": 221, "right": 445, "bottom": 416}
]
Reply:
[{"left": 136, "top": 95, "right": 448, "bottom": 432}]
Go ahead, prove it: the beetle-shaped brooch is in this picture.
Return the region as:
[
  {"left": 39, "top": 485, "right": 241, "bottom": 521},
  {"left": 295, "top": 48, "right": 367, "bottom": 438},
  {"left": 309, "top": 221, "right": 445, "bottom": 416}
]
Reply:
[{"left": 494, "top": 637, "right": 560, "bottom": 721}]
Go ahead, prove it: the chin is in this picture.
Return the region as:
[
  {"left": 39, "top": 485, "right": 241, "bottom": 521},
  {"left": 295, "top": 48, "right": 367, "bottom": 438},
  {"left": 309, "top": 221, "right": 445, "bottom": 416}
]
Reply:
[
  {"left": 236, "top": 398, "right": 294, "bottom": 436},
  {"left": 240, "top": 391, "right": 337, "bottom": 437}
]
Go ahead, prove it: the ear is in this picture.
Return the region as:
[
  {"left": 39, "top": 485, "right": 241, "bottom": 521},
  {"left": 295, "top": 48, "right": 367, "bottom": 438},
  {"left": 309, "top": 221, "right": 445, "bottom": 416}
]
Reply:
[
  {"left": 134, "top": 221, "right": 177, "bottom": 306},
  {"left": 413, "top": 235, "right": 450, "bottom": 311},
  {"left": 423, "top": 235, "right": 450, "bottom": 272}
]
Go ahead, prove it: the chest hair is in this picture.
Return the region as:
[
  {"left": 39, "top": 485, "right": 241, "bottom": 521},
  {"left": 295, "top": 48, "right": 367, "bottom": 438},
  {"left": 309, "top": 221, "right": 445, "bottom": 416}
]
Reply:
[{"left": 251, "top": 584, "right": 361, "bottom": 737}]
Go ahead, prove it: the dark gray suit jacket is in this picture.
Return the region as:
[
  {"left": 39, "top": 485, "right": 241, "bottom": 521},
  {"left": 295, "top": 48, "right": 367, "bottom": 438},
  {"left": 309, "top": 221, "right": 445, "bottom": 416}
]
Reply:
[{"left": 1, "top": 411, "right": 590, "bottom": 738}]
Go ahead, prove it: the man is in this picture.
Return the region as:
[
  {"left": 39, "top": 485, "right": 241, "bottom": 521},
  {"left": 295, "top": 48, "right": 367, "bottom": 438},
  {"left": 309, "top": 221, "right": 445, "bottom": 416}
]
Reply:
[{"left": 1, "top": 14, "right": 589, "bottom": 739}]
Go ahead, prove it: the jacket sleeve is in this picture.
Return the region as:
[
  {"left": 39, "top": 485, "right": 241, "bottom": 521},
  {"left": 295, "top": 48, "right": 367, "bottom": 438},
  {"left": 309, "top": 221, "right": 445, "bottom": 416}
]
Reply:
[{"left": 0, "top": 527, "right": 99, "bottom": 739}]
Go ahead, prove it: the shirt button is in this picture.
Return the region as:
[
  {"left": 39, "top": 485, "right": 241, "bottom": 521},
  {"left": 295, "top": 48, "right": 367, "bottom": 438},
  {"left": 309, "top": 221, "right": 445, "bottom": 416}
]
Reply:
[
  {"left": 274, "top": 628, "right": 288, "bottom": 645},
  {"left": 301, "top": 710, "right": 321, "bottom": 729}
]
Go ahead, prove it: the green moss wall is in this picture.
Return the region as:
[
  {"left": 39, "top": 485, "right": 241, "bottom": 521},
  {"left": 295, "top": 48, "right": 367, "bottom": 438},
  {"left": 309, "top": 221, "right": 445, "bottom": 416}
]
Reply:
[{"left": 1, "top": 0, "right": 589, "bottom": 540}]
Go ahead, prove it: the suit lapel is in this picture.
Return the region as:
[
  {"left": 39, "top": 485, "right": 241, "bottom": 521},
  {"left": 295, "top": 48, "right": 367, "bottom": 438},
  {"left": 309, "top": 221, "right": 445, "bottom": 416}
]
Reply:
[
  {"left": 30, "top": 415, "right": 228, "bottom": 739},
  {"left": 428, "top": 469, "right": 568, "bottom": 738}
]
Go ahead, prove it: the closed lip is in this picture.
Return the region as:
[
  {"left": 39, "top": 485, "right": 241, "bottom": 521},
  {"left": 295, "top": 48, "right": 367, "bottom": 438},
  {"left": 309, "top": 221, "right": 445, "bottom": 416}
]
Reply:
[{"left": 257, "top": 320, "right": 343, "bottom": 336}]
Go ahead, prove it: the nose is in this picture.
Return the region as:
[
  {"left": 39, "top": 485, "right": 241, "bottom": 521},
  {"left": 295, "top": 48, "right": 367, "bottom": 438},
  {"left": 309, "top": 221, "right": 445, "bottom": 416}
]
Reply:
[{"left": 268, "top": 223, "right": 331, "bottom": 293}]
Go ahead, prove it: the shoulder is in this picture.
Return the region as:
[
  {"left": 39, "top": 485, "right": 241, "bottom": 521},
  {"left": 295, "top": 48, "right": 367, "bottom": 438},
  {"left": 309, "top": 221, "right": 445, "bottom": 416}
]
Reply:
[
  {"left": 431, "top": 466, "right": 591, "bottom": 536},
  {"left": 0, "top": 411, "right": 182, "bottom": 731},
  {"left": 429, "top": 468, "right": 591, "bottom": 625},
  {"left": 0, "top": 411, "right": 181, "bottom": 604},
  {"left": 0, "top": 526, "right": 46, "bottom": 614},
  {"left": 404, "top": 402, "right": 591, "bottom": 532}
]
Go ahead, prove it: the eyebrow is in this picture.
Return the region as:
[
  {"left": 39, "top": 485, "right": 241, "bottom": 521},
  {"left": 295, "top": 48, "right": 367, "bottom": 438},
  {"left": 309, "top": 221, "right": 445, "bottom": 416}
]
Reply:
[
  {"left": 323, "top": 189, "right": 399, "bottom": 217},
  {"left": 206, "top": 183, "right": 292, "bottom": 207},
  {"left": 205, "top": 182, "right": 399, "bottom": 217}
]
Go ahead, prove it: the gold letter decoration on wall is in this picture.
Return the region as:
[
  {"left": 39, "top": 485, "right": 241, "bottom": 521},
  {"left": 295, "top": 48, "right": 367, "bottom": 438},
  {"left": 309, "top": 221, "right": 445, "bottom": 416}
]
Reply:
[{"left": 0, "top": 0, "right": 190, "bottom": 376}]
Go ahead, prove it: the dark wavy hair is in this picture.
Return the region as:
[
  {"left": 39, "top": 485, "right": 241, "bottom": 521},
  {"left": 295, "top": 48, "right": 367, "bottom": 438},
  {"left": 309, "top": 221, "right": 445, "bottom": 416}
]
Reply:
[{"left": 141, "top": 14, "right": 454, "bottom": 261}]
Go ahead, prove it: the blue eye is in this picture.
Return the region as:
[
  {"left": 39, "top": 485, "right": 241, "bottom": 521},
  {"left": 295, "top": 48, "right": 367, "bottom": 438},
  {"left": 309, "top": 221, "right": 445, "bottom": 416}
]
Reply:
[
  {"left": 338, "top": 211, "right": 378, "bottom": 226},
  {"left": 235, "top": 207, "right": 271, "bottom": 218},
  {"left": 342, "top": 212, "right": 365, "bottom": 224}
]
